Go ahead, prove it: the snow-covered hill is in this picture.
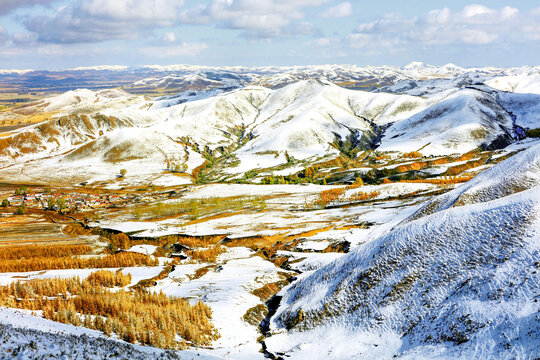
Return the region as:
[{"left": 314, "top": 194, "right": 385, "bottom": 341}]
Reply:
[
  {"left": 266, "top": 144, "right": 540, "bottom": 359},
  {"left": 0, "top": 77, "right": 536, "bottom": 186}
]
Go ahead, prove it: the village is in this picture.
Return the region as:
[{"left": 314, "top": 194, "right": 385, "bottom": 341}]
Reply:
[{"left": 1, "top": 186, "right": 186, "bottom": 213}]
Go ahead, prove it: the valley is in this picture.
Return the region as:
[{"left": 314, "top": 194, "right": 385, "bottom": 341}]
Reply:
[{"left": 0, "top": 63, "right": 538, "bottom": 359}]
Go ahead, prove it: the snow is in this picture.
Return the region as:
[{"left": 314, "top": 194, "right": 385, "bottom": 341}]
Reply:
[
  {"left": 295, "top": 240, "right": 330, "bottom": 251},
  {"left": 152, "top": 247, "right": 283, "bottom": 359},
  {"left": 0, "top": 308, "right": 223, "bottom": 359},
  {"left": 1, "top": 72, "right": 535, "bottom": 185},
  {"left": 486, "top": 74, "right": 540, "bottom": 94},
  {"left": 127, "top": 245, "right": 158, "bottom": 255},
  {"left": 0, "top": 266, "right": 165, "bottom": 287},
  {"left": 265, "top": 147, "right": 540, "bottom": 359},
  {"left": 378, "top": 89, "right": 513, "bottom": 155}
]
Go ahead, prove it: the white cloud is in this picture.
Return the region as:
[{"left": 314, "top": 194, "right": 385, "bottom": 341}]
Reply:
[
  {"left": 0, "top": 25, "right": 9, "bottom": 44},
  {"left": 179, "top": 0, "right": 330, "bottom": 38},
  {"left": 163, "top": 32, "right": 176, "bottom": 42},
  {"left": 81, "top": 0, "right": 182, "bottom": 22},
  {"left": 23, "top": 0, "right": 185, "bottom": 44},
  {"left": 0, "top": 0, "right": 56, "bottom": 15},
  {"left": 460, "top": 29, "right": 498, "bottom": 45},
  {"left": 12, "top": 32, "right": 38, "bottom": 45},
  {"left": 319, "top": 2, "right": 352, "bottom": 18},
  {"left": 348, "top": 4, "right": 534, "bottom": 51},
  {"left": 140, "top": 42, "right": 208, "bottom": 57},
  {"left": 315, "top": 38, "right": 331, "bottom": 46}
]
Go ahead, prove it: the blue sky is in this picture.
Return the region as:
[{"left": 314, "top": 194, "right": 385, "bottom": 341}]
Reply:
[{"left": 0, "top": 0, "right": 539, "bottom": 70}]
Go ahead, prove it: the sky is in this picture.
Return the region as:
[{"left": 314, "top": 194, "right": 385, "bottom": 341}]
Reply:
[{"left": 0, "top": 0, "right": 539, "bottom": 70}]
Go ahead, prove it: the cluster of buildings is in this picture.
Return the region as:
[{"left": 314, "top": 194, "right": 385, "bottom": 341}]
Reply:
[
  {"left": 4, "top": 188, "right": 185, "bottom": 213},
  {"left": 6, "top": 192, "right": 125, "bottom": 212}
]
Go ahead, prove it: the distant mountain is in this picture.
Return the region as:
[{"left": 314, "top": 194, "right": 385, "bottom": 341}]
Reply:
[{"left": 2, "top": 62, "right": 540, "bottom": 94}]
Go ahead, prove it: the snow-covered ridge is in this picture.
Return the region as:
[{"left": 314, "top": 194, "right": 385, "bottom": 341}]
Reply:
[
  {"left": 68, "top": 65, "right": 130, "bottom": 72},
  {"left": 0, "top": 77, "right": 536, "bottom": 186},
  {"left": 266, "top": 145, "right": 540, "bottom": 359}
]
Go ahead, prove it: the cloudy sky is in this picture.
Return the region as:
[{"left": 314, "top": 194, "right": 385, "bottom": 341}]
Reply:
[{"left": 0, "top": 0, "right": 539, "bottom": 70}]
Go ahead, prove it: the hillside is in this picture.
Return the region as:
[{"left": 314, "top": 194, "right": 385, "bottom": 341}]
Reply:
[
  {"left": 266, "top": 144, "right": 540, "bottom": 359},
  {"left": 1, "top": 75, "right": 532, "bottom": 186}
]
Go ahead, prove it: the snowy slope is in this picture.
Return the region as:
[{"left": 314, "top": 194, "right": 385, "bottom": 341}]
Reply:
[
  {"left": 486, "top": 74, "right": 540, "bottom": 94},
  {"left": 10, "top": 88, "right": 141, "bottom": 116},
  {"left": 0, "top": 76, "right": 537, "bottom": 184},
  {"left": 377, "top": 89, "right": 514, "bottom": 155},
  {"left": 407, "top": 144, "right": 540, "bottom": 225},
  {"left": 495, "top": 92, "right": 540, "bottom": 130},
  {"left": 266, "top": 147, "right": 540, "bottom": 359}
]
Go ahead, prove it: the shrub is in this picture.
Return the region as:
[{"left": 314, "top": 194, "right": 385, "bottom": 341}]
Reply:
[
  {"left": 119, "top": 169, "right": 127, "bottom": 177},
  {"left": 1, "top": 199, "right": 8, "bottom": 207},
  {"left": 315, "top": 188, "right": 346, "bottom": 207},
  {"left": 109, "top": 233, "right": 131, "bottom": 251},
  {"left": 14, "top": 187, "right": 27, "bottom": 196},
  {"left": 185, "top": 245, "right": 226, "bottom": 263},
  {"left": 526, "top": 128, "right": 540, "bottom": 138},
  {"left": 396, "top": 161, "right": 426, "bottom": 173},
  {"left": 87, "top": 270, "right": 132, "bottom": 288},
  {"left": 0, "top": 251, "right": 158, "bottom": 273},
  {"left": 400, "top": 176, "right": 473, "bottom": 185},
  {"left": 14, "top": 204, "right": 26, "bottom": 215},
  {"left": 347, "top": 191, "right": 379, "bottom": 202},
  {"left": 0, "top": 276, "right": 218, "bottom": 349},
  {"left": 402, "top": 151, "right": 423, "bottom": 158},
  {"left": 0, "top": 244, "right": 92, "bottom": 260},
  {"left": 56, "top": 197, "right": 67, "bottom": 210}
]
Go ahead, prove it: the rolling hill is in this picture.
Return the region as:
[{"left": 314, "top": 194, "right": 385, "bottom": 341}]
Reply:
[{"left": 0, "top": 64, "right": 539, "bottom": 186}]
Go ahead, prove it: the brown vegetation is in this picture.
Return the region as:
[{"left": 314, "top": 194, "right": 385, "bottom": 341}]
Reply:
[
  {"left": 0, "top": 275, "right": 218, "bottom": 349},
  {"left": 0, "top": 251, "right": 158, "bottom": 273},
  {"left": 309, "top": 188, "right": 379, "bottom": 208},
  {"left": 395, "top": 161, "right": 426, "bottom": 173},
  {"left": 108, "top": 233, "right": 131, "bottom": 251},
  {"left": 443, "top": 158, "right": 487, "bottom": 176},
  {"left": 402, "top": 151, "right": 423, "bottom": 158},
  {"left": 347, "top": 191, "right": 380, "bottom": 202},
  {"left": 399, "top": 176, "right": 473, "bottom": 185},
  {"left": 185, "top": 245, "right": 226, "bottom": 263},
  {"left": 0, "top": 244, "right": 92, "bottom": 260},
  {"left": 86, "top": 270, "right": 132, "bottom": 288}
]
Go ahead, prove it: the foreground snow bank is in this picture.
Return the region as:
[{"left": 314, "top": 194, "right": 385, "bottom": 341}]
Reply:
[{"left": 0, "top": 308, "right": 223, "bottom": 360}]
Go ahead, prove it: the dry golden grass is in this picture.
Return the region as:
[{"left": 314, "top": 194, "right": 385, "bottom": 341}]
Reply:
[
  {"left": 108, "top": 233, "right": 131, "bottom": 251},
  {"left": 316, "top": 188, "right": 346, "bottom": 206},
  {"left": 395, "top": 161, "right": 426, "bottom": 173},
  {"left": 86, "top": 270, "right": 132, "bottom": 288},
  {"left": 0, "top": 251, "right": 158, "bottom": 273},
  {"left": 0, "top": 275, "right": 218, "bottom": 349},
  {"left": 347, "top": 191, "right": 380, "bottom": 202},
  {"left": 185, "top": 245, "right": 226, "bottom": 263},
  {"left": 443, "top": 158, "right": 486, "bottom": 176},
  {"left": 400, "top": 176, "right": 473, "bottom": 185},
  {"left": 402, "top": 151, "right": 423, "bottom": 158},
  {"left": 307, "top": 188, "right": 379, "bottom": 208},
  {"left": 172, "top": 235, "right": 225, "bottom": 248},
  {"left": 0, "top": 244, "right": 92, "bottom": 260}
]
